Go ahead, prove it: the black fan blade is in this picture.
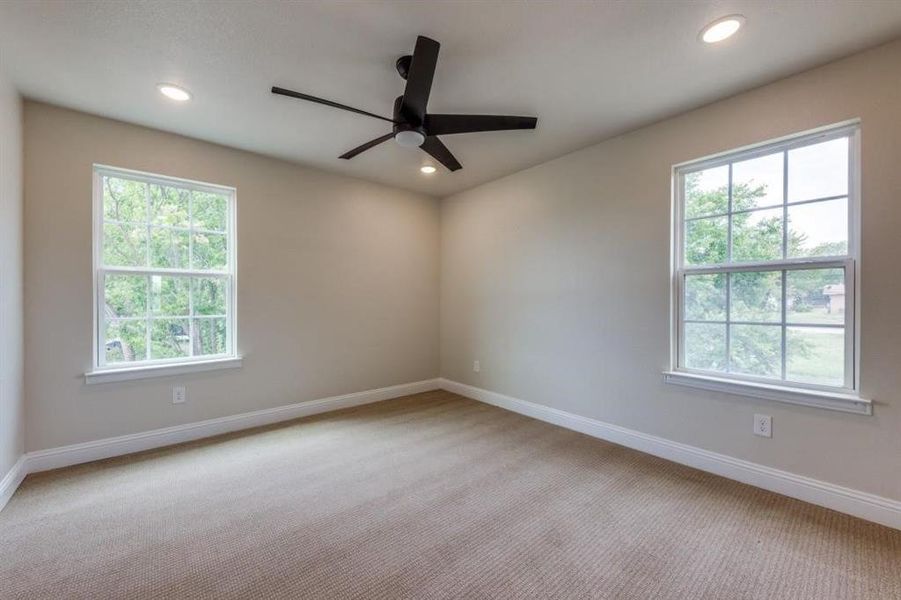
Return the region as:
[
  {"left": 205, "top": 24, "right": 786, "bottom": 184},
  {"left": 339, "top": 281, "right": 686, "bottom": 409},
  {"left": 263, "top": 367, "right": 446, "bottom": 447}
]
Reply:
[
  {"left": 339, "top": 132, "right": 395, "bottom": 160},
  {"left": 420, "top": 136, "right": 462, "bottom": 171},
  {"left": 272, "top": 87, "right": 396, "bottom": 124},
  {"left": 425, "top": 114, "right": 538, "bottom": 136},
  {"left": 399, "top": 36, "right": 440, "bottom": 125}
]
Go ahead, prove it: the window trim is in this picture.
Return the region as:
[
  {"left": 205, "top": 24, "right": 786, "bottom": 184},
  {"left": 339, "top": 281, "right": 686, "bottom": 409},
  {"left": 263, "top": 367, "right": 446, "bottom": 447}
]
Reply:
[
  {"left": 88, "top": 165, "right": 239, "bottom": 382},
  {"left": 667, "top": 121, "right": 870, "bottom": 413}
]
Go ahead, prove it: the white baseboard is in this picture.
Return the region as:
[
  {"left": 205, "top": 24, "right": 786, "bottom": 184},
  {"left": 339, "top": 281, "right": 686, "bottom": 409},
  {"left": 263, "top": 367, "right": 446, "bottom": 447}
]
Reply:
[
  {"left": 0, "top": 378, "right": 440, "bottom": 510},
  {"left": 0, "top": 455, "right": 27, "bottom": 512},
  {"left": 439, "top": 378, "right": 901, "bottom": 531},
  {"left": 8, "top": 377, "right": 898, "bottom": 530}
]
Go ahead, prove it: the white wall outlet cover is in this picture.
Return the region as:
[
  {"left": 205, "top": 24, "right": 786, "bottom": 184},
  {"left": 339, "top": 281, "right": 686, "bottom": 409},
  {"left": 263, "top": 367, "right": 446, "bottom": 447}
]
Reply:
[
  {"left": 753, "top": 414, "right": 772, "bottom": 438},
  {"left": 172, "top": 386, "right": 186, "bottom": 404},
  {"left": 473, "top": 360, "right": 480, "bottom": 373}
]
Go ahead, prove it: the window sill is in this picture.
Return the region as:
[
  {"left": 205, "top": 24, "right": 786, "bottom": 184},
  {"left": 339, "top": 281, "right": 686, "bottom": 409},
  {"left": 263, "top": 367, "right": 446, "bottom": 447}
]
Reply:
[
  {"left": 85, "top": 357, "right": 243, "bottom": 385},
  {"left": 662, "top": 371, "right": 872, "bottom": 415}
]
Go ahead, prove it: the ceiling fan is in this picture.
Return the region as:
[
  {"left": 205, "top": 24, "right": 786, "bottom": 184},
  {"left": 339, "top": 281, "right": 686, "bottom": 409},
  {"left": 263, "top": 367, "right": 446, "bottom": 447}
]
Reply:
[{"left": 271, "top": 35, "right": 538, "bottom": 172}]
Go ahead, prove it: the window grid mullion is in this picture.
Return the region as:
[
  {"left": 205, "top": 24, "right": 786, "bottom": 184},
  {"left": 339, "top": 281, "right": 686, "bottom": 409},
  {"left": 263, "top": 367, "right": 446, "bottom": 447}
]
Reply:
[
  {"left": 144, "top": 182, "right": 151, "bottom": 269},
  {"left": 189, "top": 280, "right": 195, "bottom": 358},
  {"left": 782, "top": 150, "right": 789, "bottom": 260},
  {"left": 683, "top": 320, "right": 843, "bottom": 329},
  {"left": 725, "top": 162, "right": 732, "bottom": 374},
  {"left": 99, "top": 270, "right": 106, "bottom": 367},
  {"left": 144, "top": 183, "right": 152, "bottom": 362},
  {"left": 145, "top": 274, "right": 152, "bottom": 361},
  {"left": 683, "top": 257, "right": 847, "bottom": 275},
  {"left": 780, "top": 269, "right": 787, "bottom": 381},
  {"left": 726, "top": 163, "right": 733, "bottom": 264},
  {"left": 102, "top": 218, "right": 225, "bottom": 236},
  {"left": 188, "top": 191, "right": 195, "bottom": 358},
  {"left": 780, "top": 149, "right": 789, "bottom": 381},
  {"left": 101, "top": 266, "right": 229, "bottom": 278},
  {"left": 109, "top": 313, "right": 224, "bottom": 321},
  {"left": 725, "top": 272, "right": 731, "bottom": 374},
  {"left": 683, "top": 193, "right": 850, "bottom": 223},
  {"left": 844, "top": 262, "right": 854, "bottom": 389}
]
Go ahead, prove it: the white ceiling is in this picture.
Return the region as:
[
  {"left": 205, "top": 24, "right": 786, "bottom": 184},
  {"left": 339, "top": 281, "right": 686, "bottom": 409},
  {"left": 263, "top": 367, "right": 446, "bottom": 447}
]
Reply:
[{"left": 2, "top": 1, "right": 901, "bottom": 197}]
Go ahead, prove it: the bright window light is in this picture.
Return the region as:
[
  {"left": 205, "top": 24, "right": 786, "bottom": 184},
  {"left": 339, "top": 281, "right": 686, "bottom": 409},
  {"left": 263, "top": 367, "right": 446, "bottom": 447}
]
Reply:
[
  {"left": 672, "top": 123, "right": 860, "bottom": 393},
  {"left": 92, "top": 166, "right": 236, "bottom": 371}
]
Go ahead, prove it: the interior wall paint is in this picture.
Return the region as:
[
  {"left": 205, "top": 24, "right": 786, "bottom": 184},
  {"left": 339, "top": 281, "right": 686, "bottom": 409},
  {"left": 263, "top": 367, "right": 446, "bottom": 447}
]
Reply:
[
  {"left": 0, "top": 67, "right": 24, "bottom": 478},
  {"left": 440, "top": 39, "right": 901, "bottom": 502},
  {"left": 24, "top": 102, "right": 440, "bottom": 452}
]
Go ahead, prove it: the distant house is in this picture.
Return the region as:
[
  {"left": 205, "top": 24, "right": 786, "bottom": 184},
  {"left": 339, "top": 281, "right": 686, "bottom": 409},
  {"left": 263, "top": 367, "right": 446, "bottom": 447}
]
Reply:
[{"left": 823, "top": 283, "right": 845, "bottom": 314}]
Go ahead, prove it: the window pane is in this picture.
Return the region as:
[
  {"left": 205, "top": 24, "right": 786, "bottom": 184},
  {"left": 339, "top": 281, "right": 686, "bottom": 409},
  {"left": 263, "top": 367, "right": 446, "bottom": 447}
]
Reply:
[
  {"left": 149, "top": 184, "right": 190, "bottom": 227},
  {"left": 786, "top": 326, "right": 844, "bottom": 386},
  {"left": 788, "top": 137, "right": 848, "bottom": 202},
  {"left": 105, "top": 319, "right": 147, "bottom": 363},
  {"left": 685, "top": 216, "right": 727, "bottom": 266},
  {"left": 96, "top": 169, "right": 234, "bottom": 369},
  {"left": 193, "top": 191, "right": 228, "bottom": 232},
  {"left": 684, "top": 166, "right": 728, "bottom": 219},
  {"left": 787, "top": 198, "right": 847, "bottom": 258},
  {"left": 104, "top": 274, "right": 147, "bottom": 318},
  {"left": 150, "top": 319, "right": 191, "bottom": 360},
  {"left": 150, "top": 276, "right": 190, "bottom": 317},
  {"left": 192, "top": 232, "right": 228, "bottom": 270},
  {"left": 786, "top": 268, "right": 844, "bottom": 325},
  {"left": 684, "top": 274, "right": 726, "bottom": 321},
  {"left": 194, "top": 317, "right": 227, "bottom": 356},
  {"left": 103, "top": 223, "right": 147, "bottom": 267},
  {"left": 731, "top": 207, "right": 783, "bottom": 263},
  {"left": 729, "top": 324, "right": 781, "bottom": 378},
  {"left": 732, "top": 152, "right": 783, "bottom": 209},
  {"left": 684, "top": 323, "right": 726, "bottom": 372},
  {"left": 150, "top": 226, "right": 190, "bottom": 269},
  {"left": 103, "top": 176, "right": 146, "bottom": 222},
  {"left": 730, "top": 271, "right": 781, "bottom": 322},
  {"left": 193, "top": 277, "right": 227, "bottom": 316}
]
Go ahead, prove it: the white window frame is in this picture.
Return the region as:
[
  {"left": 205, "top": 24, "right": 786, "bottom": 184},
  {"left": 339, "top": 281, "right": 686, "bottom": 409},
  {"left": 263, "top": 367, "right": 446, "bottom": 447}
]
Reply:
[
  {"left": 665, "top": 121, "right": 871, "bottom": 415},
  {"left": 87, "top": 165, "right": 240, "bottom": 384}
]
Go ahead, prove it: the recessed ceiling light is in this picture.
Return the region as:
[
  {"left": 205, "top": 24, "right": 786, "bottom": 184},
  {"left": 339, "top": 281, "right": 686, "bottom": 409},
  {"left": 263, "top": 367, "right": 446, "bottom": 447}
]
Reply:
[
  {"left": 420, "top": 165, "right": 436, "bottom": 174},
  {"left": 700, "top": 15, "right": 745, "bottom": 44},
  {"left": 156, "top": 83, "right": 192, "bottom": 102}
]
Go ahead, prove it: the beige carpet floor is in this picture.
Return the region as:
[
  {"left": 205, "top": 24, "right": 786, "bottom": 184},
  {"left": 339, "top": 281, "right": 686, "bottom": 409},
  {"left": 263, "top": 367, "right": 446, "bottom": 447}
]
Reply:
[{"left": 1, "top": 390, "right": 899, "bottom": 599}]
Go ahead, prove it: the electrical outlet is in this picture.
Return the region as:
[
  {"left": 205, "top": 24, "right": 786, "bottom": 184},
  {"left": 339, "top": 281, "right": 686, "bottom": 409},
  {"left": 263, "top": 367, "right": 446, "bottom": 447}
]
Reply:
[
  {"left": 753, "top": 414, "right": 772, "bottom": 438},
  {"left": 172, "top": 386, "right": 186, "bottom": 404},
  {"left": 473, "top": 360, "right": 480, "bottom": 373}
]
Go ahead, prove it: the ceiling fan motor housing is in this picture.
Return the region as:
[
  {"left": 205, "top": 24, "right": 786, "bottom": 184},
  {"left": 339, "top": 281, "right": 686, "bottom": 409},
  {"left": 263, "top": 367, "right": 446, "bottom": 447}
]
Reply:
[
  {"left": 395, "top": 55, "right": 413, "bottom": 80},
  {"left": 392, "top": 94, "right": 426, "bottom": 146}
]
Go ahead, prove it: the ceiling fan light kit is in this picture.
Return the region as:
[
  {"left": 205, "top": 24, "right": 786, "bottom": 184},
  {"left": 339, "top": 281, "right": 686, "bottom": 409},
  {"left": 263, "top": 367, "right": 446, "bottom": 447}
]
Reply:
[
  {"left": 394, "top": 129, "right": 426, "bottom": 148},
  {"left": 272, "top": 35, "right": 538, "bottom": 172}
]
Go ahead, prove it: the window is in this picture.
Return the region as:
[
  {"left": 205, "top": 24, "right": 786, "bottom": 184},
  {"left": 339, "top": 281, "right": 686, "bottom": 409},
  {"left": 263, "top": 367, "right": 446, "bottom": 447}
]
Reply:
[
  {"left": 671, "top": 123, "right": 861, "bottom": 403},
  {"left": 92, "top": 166, "right": 236, "bottom": 374}
]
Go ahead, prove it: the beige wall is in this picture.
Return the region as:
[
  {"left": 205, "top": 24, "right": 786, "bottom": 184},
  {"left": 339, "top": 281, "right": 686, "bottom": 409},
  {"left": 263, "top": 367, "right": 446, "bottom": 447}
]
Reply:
[
  {"left": 17, "top": 40, "right": 901, "bottom": 503},
  {"left": 0, "top": 68, "right": 24, "bottom": 477},
  {"left": 440, "top": 40, "right": 901, "bottom": 501},
  {"left": 24, "top": 102, "right": 440, "bottom": 452}
]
